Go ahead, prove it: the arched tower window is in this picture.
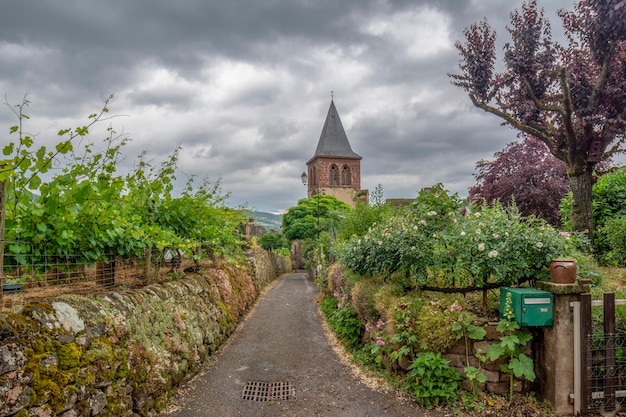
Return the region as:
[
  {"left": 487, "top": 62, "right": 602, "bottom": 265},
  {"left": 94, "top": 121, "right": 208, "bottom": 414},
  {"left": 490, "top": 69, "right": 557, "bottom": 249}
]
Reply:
[
  {"left": 329, "top": 165, "right": 339, "bottom": 186},
  {"left": 341, "top": 165, "right": 351, "bottom": 186}
]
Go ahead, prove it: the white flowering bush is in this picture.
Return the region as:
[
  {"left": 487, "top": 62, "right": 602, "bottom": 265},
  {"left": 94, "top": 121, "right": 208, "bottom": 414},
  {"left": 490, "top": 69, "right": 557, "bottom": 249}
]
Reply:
[{"left": 337, "top": 196, "right": 586, "bottom": 291}]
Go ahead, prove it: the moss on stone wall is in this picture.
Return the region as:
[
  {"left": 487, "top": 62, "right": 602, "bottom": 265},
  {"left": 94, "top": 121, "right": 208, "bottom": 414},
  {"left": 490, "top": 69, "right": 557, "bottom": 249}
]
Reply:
[{"left": 0, "top": 250, "right": 290, "bottom": 417}]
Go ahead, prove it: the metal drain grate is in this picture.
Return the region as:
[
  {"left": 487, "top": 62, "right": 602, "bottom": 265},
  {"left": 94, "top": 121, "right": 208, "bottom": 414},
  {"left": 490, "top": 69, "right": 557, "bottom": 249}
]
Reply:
[{"left": 242, "top": 381, "right": 295, "bottom": 402}]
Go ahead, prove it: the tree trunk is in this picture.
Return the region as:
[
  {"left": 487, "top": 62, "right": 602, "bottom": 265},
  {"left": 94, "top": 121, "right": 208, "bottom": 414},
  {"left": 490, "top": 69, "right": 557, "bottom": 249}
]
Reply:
[
  {"left": 567, "top": 163, "right": 594, "bottom": 243},
  {"left": 144, "top": 247, "right": 153, "bottom": 283}
]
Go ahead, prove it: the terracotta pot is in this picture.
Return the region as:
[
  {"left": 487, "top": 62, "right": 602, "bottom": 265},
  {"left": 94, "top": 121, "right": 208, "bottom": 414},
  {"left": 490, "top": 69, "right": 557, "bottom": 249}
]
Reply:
[{"left": 550, "top": 260, "right": 576, "bottom": 284}]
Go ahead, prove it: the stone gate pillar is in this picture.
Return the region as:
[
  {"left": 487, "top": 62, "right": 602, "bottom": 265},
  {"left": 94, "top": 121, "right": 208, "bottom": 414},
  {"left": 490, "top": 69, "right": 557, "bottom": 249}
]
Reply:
[{"left": 535, "top": 281, "right": 589, "bottom": 416}]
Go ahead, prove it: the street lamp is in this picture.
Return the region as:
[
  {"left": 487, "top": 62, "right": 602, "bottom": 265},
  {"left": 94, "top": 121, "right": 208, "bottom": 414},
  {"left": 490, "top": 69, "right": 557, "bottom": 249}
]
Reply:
[{"left": 300, "top": 171, "right": 320, "bottom": 238}]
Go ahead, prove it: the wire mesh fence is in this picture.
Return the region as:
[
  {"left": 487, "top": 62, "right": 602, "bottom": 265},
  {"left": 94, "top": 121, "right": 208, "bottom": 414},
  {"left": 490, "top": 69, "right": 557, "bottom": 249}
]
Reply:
[{"left": 0, "top": 237, "right": 208, "bottom": 313}]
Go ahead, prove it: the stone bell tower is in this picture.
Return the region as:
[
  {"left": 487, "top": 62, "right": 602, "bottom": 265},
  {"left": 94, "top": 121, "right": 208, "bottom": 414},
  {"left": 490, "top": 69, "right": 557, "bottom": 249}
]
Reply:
[{"left": 305, "top": 100, "right": 366, "bottom": 207}]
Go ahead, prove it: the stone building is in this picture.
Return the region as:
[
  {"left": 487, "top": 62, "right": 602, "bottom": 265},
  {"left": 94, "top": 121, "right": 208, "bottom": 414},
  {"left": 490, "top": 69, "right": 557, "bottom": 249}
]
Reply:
[{"left": 305, "top": 100, "right": 367, "bottom": 207}]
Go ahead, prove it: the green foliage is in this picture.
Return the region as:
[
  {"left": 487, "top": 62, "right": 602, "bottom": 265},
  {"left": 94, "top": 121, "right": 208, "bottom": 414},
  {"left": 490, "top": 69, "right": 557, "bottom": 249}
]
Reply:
[
  {"left": 413, "top": 183, "right": 463, "bottom": 215},
  {"left": 338, "top": 184, "right": 389, "bottom": 240},
  {"left": 414, "top": 299, "right": 463, "bottom": 353},
  {"left": 257, "top": 231, "right": 285, "bottom": 251},
  {"left": 1, "top": 97, "right": 245, "bottom": 268},
  {"left": 363, "top": 295, "right": 474, "bottom": 372},
  {"left": 282, "top": 195, "right": 352, "bottom": 241},
  {"left": 602, "top": 215, "right": 626, "bottom": 266},
  {"left": 487, "top": 293, "right": 535, "bottom": 402},
  {"left": 404, "top": 352, "right": 462, "bottom": 409},
  {"left": 387, "top": 302, "right": 420, "bottom": 364},
  {"left": 320, "top": 296, "right": 364, "bottom": 348},
  {"left": 561, "top": 167, "right": 626, "bottom": 264},
  {"left": 337, "top": 186, "right": 585, "bottom": 291},
  {"left": 451, "top": 303, "right": 487, "bottom": 394}
]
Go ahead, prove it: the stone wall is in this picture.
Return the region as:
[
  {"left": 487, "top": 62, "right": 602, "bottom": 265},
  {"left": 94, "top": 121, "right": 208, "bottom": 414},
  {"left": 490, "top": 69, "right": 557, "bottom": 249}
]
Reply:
[
  {"left": 0, "top": 250, "right": 290, "bottom": 417},
  {"left": 444, "top": 323, "right": 534, "bottom": 395}
]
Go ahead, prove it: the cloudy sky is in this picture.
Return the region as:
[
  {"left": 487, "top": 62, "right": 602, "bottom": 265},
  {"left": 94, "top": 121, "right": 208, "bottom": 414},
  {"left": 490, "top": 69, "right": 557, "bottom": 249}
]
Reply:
[{"left": 0, "top": 0, "right": 576, "bottom": 213}]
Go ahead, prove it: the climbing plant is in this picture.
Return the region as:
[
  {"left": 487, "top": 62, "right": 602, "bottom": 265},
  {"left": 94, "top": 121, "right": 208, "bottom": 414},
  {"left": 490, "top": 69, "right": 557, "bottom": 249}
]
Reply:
[{"left": 1, "top": 97, "right": 245, "bottom": 273}]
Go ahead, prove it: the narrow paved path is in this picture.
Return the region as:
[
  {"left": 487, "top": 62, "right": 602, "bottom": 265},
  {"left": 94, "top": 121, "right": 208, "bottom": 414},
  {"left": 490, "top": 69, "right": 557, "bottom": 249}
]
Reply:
[{"left": 161, "top": 272, "right": 441, "bottom": 417}]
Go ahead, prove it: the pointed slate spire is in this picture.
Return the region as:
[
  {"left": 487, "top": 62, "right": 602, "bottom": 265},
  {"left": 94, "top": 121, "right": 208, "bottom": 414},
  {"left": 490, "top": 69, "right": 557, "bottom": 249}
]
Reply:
[{"left": 312, "top": 100, "right": 361, "bottom": 159}]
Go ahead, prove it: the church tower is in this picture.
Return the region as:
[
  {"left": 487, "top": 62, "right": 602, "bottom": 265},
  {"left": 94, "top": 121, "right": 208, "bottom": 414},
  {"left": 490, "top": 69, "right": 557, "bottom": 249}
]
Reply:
[{"left": 305, "top": 100, "right": 366, "bottom": 207}]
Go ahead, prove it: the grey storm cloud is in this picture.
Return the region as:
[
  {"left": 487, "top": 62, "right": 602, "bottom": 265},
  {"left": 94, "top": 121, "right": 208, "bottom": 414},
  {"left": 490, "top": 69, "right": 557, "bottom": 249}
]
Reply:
[{"left": 0, "top": 0, "right": 576, "bottom": 213}]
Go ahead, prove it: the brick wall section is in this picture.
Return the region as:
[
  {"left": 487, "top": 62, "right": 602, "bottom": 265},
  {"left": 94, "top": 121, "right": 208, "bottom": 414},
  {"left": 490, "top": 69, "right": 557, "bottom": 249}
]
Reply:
[
  {"left": 307, "top": 156, "right": 361, "bottom": 207},
  {"left": 308, "top": 157, "right": 360, "bottom": 188}
]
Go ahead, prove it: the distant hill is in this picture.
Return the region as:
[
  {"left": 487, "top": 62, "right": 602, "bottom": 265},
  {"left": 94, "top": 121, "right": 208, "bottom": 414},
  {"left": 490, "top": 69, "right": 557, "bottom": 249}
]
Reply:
[{"left": 246, "top": 211, "right": 283, "bottom": 231}]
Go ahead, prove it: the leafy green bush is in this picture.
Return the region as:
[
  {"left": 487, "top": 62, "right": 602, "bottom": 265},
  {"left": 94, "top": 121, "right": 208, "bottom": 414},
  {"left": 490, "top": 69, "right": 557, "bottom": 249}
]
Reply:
[
  {"left": 404, "top": 352, "right": 462, "bottom": 408},
  {"left": 320, "top": 296, "right": 364, "bottom": 348},
  {"left": 337, "top": 196, "right": 584, "bottom": 291},
  {"left": 2, "top": 98, "right": 246, "bottom": 268},
  {"left": 415, "top": 299, "right": 466, "bottom": 353},
  {"left": 338, "top": 184, "right": 388, "bottom": 241},
  {"left": 561, "top": 167, "right": 626, "bottom": 263},
  {"left": 282, "top": 195, "right": 352, "bottom": 241},
  {"left": 258, "top": 231, "right": 285, "bottom": 251},
  {"left": 603, "top": 215, "right": 626, "bottom": 266}
]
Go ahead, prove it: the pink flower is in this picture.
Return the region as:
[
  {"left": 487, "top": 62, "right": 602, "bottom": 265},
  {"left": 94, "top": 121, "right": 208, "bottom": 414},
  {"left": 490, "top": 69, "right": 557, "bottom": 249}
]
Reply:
[
  {"left": 376, "top": 339, "right": 386, "bottom": 346},
  {"left": 450, "top": 302, "right": 462, "bottom": 312}
]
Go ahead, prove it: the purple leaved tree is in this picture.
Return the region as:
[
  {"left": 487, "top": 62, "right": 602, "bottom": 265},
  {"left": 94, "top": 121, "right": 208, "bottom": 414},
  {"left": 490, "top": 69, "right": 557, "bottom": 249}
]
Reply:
[
  {"left": 469, "top": 137, "right": 568, "bottom": 226},
  {"left": 450, "top": 0, "right": 626, "bottom": 241}
]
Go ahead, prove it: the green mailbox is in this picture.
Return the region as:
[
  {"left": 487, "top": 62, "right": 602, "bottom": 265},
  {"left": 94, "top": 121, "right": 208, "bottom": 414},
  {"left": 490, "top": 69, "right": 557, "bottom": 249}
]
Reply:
[{"left": 500, "top": 287, "right": 554, "bottom": 327}]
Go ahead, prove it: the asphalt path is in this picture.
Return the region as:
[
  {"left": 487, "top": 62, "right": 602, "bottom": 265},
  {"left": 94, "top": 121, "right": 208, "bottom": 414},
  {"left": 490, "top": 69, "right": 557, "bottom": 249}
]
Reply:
[{"left": 160, "top": 272, "right": 442, "bottom": 417}]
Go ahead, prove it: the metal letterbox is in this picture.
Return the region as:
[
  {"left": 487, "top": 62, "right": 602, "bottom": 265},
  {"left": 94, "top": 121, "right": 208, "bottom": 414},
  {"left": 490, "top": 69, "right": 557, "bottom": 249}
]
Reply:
[{"left": 499, "top": 287, "right": 554, "bottom": 327}]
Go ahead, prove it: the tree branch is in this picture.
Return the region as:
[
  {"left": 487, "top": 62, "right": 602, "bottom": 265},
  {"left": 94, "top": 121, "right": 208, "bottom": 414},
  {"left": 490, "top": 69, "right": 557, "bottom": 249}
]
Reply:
[
  {"left": 469, "top": 94, "right": 554, "bottom": 145},
  {"left": 417, "top": 281, "right": 504, "bottom": 294},
  {"left": 521, "top": 77, "right": 563, "bottom": 113},
  {"left": 589, "top": 43, "right": 615, "bottom": 113},
  {"left": 557, "top": 68, "right": 579, "bottom": 155}
]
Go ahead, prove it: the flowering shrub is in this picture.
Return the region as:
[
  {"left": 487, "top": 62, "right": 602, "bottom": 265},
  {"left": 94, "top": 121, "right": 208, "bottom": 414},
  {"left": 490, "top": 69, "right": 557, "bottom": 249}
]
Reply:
[
  {"left": 365, "top": 319, "right": 390, "bottom": 366},
  {"left": 326, "top": 263, "right": 353, "bottom": 302},
  {"left": 414, "top": 299, "right": 467, "bottom": 353},
  {"left": 350, "top": 278, "right": 382, "bottom": 324},
  {"left": 363, "top": 296, "right": 468, "bottom": 370},
  {"left": 337, "top": 200, "right": 586, "bottom": 291}
]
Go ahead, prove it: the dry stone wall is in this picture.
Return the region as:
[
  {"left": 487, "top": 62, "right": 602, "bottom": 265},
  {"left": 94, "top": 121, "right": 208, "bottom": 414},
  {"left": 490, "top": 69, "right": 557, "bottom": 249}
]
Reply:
[
  {"left": 443, "top": 323, "right": 534, "bottom": 395},
  {"left": 0, "top": 250, "right": 290, "bottom": 417}
]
